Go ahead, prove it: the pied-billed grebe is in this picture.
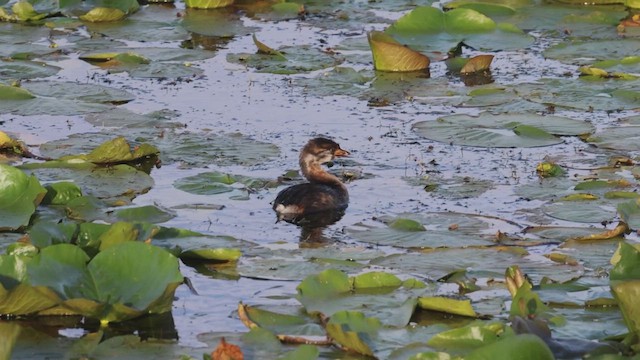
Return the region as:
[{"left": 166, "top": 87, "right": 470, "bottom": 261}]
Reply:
[{"left": 273, "top": 137, "right": 349, "bottom": 224}]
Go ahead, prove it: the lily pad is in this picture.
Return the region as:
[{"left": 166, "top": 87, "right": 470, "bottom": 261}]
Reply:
[
  {"left": 174, "top": 171, "right": 276, "bottom": 196},
  {"left": 227, "top": 45, "right": 341, "bottom": 75},
  {"left": 515, "top": 78, "right": 640, "bottom": 111},
  {"left": 348, "top": 212, "right": 520, "bottom": 249},
  {"left": 386, "top": 6, "right": 533, "bottom": 52},
  {"left": 370, "top": 247, "right": 583, "bottom": 284},
  {"left": 367, "top": 31, "right": 430, "bottom": 72},
  {"left": 0, "top": 164, "right": 46, "bottom": 231},
  {"left": 20, "top": 162, "right": 154, "bottom": 201},
  {"left": 413, "top": 112, "right": 594, "bottom": 148},
  {"left": 0, "top": 59, "right": 60, "bottom": 81}
]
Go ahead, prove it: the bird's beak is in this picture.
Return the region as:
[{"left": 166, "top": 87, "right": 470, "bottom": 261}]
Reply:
[{"left": 334, "top": 148, "right": 349, "bottom": 157}]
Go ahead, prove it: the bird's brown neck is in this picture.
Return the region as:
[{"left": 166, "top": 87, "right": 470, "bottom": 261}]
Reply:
[{"left": 299, "top": 155, "right": 344, "bottom": 188}]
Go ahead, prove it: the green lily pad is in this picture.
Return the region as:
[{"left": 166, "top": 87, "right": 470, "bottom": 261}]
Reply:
[
  {"left": 586, "top": 126, "right": 640, "bottom": 152},
  {"left": 21, "top": 162, "right": 153, "bottom": 202},
  {"left": 0, "top": 59, "right": 60, "bottom": 81},
  {"left": 348, "top": 212, "right": 521, "bottom": 249},
  {"left": 112, "top": 205, "right": 176, "bottom": 224},
  {"left": 67, "top": 136, "right": 159, "bottom": 165},
  {"left": 367, "top": 31, "right": 430, "bottom": 72},
  {"left": 541, "top": 199, "right": 616, "bottom": 224},
  {"left": 0, "top": 164, "right": 46, "bottom": 231},
  {"left": 326, "top": 311, "right": 381, "bottom": 357},
  {"left": 370, "top": 247, "right": 583, "bottom": 284},
  {"left": 386, "top": 6, "right": 532, "bottom": 52},
  {"left": 545, "top": 39, "right": 640, "bottom": 65},
  {"left": 413, "top": 112, "right": 594, "bottom": 148},
  {"left": 174, "top": 171, "right": 276, "bottom": 196},
  {"left": 227, "top": 45, "right": 341, "bottom": 75},
  {"left": 466, "top": 334, "right": 553, "bottom": 360},
  {"left": 515, "top": 78, "right": 640, "bottom": 111},
  {"left": 42, "top": 181, "right": 83, "bottom": 205},
  {"left": 67, "top": 241, "right": 183, "bottom": 323},
  {"left": 295, "top": 269, "right": 424, "bottom": 327},
  {"left": 80, "top": 7, "right": 126, "bottom": 22}
]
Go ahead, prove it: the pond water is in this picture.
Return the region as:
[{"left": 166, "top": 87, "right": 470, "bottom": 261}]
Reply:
[{"left": 2, "top": 0, "right": 640, "bottom": 358}]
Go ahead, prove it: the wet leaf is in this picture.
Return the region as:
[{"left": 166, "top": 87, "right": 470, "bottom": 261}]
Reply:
[
  {"left": 113, "top": 205, "right": 175, "bottom": 224},
  {"left": 413, "top": 112, "right": 593, "bottom": 148},
  {"left": 0, "top": 164, "right": 46, "bottom": 231},
  {"left": 227, "top": 45, "right": 340, "bottom": 74},
  {"left": 418, "top": 297, "right": 477, "bottom": 317},
  {"left": 352, "top": 272, "right": 403, "bottom": 289},
  {"left": 427, "top": 321, "right": 506, "bottom": 350},
  {"left": 80, "top": 7, "right": 126, "bottom": 22},
  {"left": 465, "top": 334, "right": 553, "bottom": 360},
  {"left": 252, "top": 34, "right": 285, "bottom": 58},
  {"left": 326, "top": 311, "right": 380, "bottom": 356},
  {"left": 42, "top": 181, "right": 83, "bottom": 206},
  {"left": 460, "top": 55, "right": 494, "bottom": 74},
  {"left": 0, "top": 83, "right": 34, "bottom": 100},
  {"left": 185, "top": 0, "right": 233, "bottom": 9},
  {"left": 367, "top": 31, "right": 430, "bottom": 72},
  {"left": 21, "top": 162, "right": 153, "bottom": 202},
  {"left": 174, "top": 171, "right": 275, "bottom": 196},
  {"left": 388, "top": 218, "right": 427, "bottom": 232}
]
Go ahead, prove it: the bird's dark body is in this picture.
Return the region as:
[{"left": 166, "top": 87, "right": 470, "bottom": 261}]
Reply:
[
  {"left": 272, "top": 137, "right": 349, "bottom": 227},
  {"left": 273, "top": 183, "right": 348, "bottom": 224}
]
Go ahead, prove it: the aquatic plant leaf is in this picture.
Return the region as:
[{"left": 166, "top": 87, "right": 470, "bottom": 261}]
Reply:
[
  {"left": 70, "top": 242, "right": 182, "bottom": 322},
  {"left": 465, "top": 334, "right": 553, "bottom": 360},
  {"left": 352, "top": 272, "right": 403, "bottom": 289},
  {"left": 427, "top": 321, "right": 504, "bottom": 349},
  {"left": 0, "top": 283, "right": 61, "bottom": 315},
  {"left": 227, "top": 45, "right": 340, "bottom": 74},
  {"left": 76, "top": 136, "right": 159, "bottom": 164},
  {"left": 457, "top": 55, "right": 494, "bottom": 74},
  {"left": 326, "top": 311, "right": 380, "bottom": 356},
  {"left": 444, "top": 1, "right": 516, "bottom": 16},
  {"left": 295, "top": 270, "right": 421, "bottom": 327},
  {"left": 418, "top": 297, "right": 477, "bottom": 317},
  {"left": 21, "top": 162, "right": 153, "bottom": 201},
  {"left": 28, "top": 222, "right": 77, "bottom": 248},
  {"left": 609, "top": 243, "right": 640, "bottom": 341},
  {"left": 0, "top": 164, "right": 46, "bottom": 231},
  {"left": 542, "top": 199, "right": 616, "bottom": 223},
  {"left": 113, "top": 205, "right": 175, "bottom": 224},
  {"left": 586, "top": 126, "right": 640, "bottom": 151},
  {"left": 445, "top": 8, "right": 496, "bottom": 33},
  {"left": 413, "top": 112, "right": 593, "bottom": 148},
  {"left": 240, "top": 304, "right": 322, "bottom": 336},
  {"left": 348, "top": 212, "right": 519, "bottom": 249},
  {"left": 80, "top": 7, "right": 126, "bottom": 22},
  {"left": 296, "top": 269, "right": 351, "bottom": 300},
  {"left": 278, "top": 344, "right": 318, "bottom": 360},
  {"left": 42, "top": 181, "right": 83, "bottom": 205},
  {"left": 184, "top": 0, "right": 233, "bottom": 9},
  {"left": 180, "top": 248, "right": 241, "bottom": 262},
  {"left": 516, "top": 78, "right": 640, "bottom": 111},
  {"left": 0, "top": 84, "right": 34, "bottom": 99},
  {"left": 12, "top": 1, "right": 47, "bottom": 21},
  {"left": 174, "top": 171, "right": 275, "bottom": 196},
  {"left": 545, "top": 39, "right": 640, "bottom": 65},
  {"left": 618, "top": 200, "right": 640, "bottom": 230},
  {"left": 367, "top": 31, "right": 430, "bottom": 72},
  {"left": 371, "top": 247, "right": 583, "bottom": 284},
  {"left": 27, "top": 244, "right": 89, "bottom": 297},
  {"left": 385, "top": 6, "right": 530, "bottom": 52}
]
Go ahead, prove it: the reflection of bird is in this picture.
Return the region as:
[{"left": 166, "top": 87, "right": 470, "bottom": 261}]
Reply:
[{"left": 273, "top": 137, "right": 349, "bottom": 226}]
